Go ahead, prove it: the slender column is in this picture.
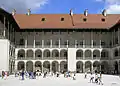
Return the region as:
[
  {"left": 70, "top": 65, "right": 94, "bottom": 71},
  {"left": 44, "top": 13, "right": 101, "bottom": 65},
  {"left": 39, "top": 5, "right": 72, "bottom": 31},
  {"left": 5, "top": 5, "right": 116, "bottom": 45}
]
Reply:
[
  {"left": 58, "top": 64, "right": 60, "bottom": 72},
  {"left": 33, "top": 62, "right": 35, "bottom": 72},
  {"left": 34, "top": 50, "right": 35, "bottom": 59},
  {"left": 83, "top": 50, "right": 85, "bottom": 60},
  {"left": 83, "top": 40, "right": 85, "bottom": 48},
  {"left": 41, "top": 63, "right": 43, "bottom": 73},
  {"left": 100, "top": 40, "right": 101, "bottom": 48},
  {"left": 3, "top": 16, "right": 6, "bottom": 37},
  {"left": 50, "top": 63, "right": 52, "bottom": 72},
  {"left": 8, "top": 21, "right": 9, "bottom": 40},
  {"left": 25, "top": 50, "right": 27, "bottom": 59},
  {"left": 25, "top": 39, "right": 27, "bottom": 48},
  {"left": 24, "top": 62, "right": 26, "bottom": 71},
  {"left": 50, "top": 39, "right": 52, "bottom": 48},
  {"left": 59, "top": 38, "right": 60, "bottom": 48},
  {"left": 42, "top": 40, "right": 44, "bottom": 48},
  {"left": 34, "top": 36, "right": 35, "bottom": 48},
  {"left": 67, "top": 40, "right": 68, "bottom": 48},
  {"left": 83, "top": 63, "right": 85, "bottom": 73},
  {"left": 91, "top": 40, "right": 93, "bottom": 48},
  {"left": 91, "top": 63, "right": 93, "bottom": 72},
  {"left": 75, "top": 40, "right": 77, "bottom": 48}
]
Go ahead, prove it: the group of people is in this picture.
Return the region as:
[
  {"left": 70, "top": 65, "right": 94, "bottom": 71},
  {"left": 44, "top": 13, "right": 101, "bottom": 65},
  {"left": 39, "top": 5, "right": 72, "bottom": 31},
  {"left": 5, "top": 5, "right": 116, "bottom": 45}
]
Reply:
[
  {"left": 0, "top": 71, "right": 8, "bottom": 80},
  {"left": 84, "top": 72, "right": 103, "bottom": 85},
  {"left": 14, "top": 70, "right": 77, "bottom": 80}
]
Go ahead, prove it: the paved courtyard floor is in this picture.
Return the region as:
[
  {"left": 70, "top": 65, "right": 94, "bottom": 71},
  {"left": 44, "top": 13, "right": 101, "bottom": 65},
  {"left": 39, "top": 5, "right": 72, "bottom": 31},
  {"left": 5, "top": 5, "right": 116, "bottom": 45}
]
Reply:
[{"left": 0, "top": 74, "right": 120, "bottom": 86}]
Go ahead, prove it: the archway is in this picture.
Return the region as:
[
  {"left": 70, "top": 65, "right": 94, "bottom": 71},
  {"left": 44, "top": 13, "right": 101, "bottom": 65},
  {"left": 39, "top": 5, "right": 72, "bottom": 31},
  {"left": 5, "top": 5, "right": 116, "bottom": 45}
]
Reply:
[
  {"left": 101, "top": 61, "right": 108, "bottom": 74},
  {"left": 17, "top": 61, "right": 25, "bottom": 71},
  {"left": 60, "top": 61, "right": 67, "bottom": 73},
  {"left": 85, "top": 61, "right": 92, "bottom": 72},
  {"left": 43, "top": 49, "right": 50, "bottom": 58},
  {"left": 60, "top": 49, "right": 67, "bottom": 59},
  {"left": 35, "top": 61, "right": 42, "bottom": 72},
  {"left": 52, "top": 61, "right": 59, "bottom": 72},
  {"left": 35, "top": 49, "right": 42, "bottom": 59},
  {"left": 52, "top": 50, "right": 59, "bottom": 58},
  {"left": 101, "top": 49, "right": 109, "bottom": 60},
  {"left": 43, "top": 61, "right": 50, "bottom": 72},
  {"left": 26, "top": 50, "right": 34, "bottom": 59},
  {"left": 17, "top": 49, "right": 25, "bottom": 59},
  {"left": 26, "top": 61, "right": 33, "bottom": 72},
  {"left": 93, "top": 50, "right": 100, "bottom": 59},
  {"left": 114, "top": 61, "right": 118, "bottom": 74},
  {"left": 76, "top": 49, "right": 83, "bottom": 59},
  {"left": 85, "top": 50, "right": 92, "bottom": 59},
  {"left": 76, "top": 61, "right": 83, "bottom": 73},
  {"left": 93, "top": 61, "right": 100, "bottom": 72}
]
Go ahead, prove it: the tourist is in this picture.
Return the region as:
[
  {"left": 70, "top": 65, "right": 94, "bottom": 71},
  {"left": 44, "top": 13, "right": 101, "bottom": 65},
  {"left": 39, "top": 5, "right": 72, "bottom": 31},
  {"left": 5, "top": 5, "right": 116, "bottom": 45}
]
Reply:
[
  {"left": 4, "top": 71, "right": 8, "bottom": 80},
  {"left": 84, "top": 72, "right": 87, "bottom": 79},
  {"left": 90, "top": 73, "right": 94, "bottom": 83},
  {"left": 21, "top": 70, "right": 24, "bottom": 80}
]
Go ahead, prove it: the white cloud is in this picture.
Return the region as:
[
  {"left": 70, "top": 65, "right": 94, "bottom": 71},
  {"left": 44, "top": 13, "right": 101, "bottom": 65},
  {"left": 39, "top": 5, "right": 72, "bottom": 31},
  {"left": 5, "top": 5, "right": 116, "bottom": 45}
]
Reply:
[
  {"left": 106, "top": 4, "right": 120, "bottom": 14},
  {"left": 0, "top": 0, "right": 48, "bottom": 13},
  {"left": 95, "top": 0, "right": 120, "bottom": 14}
]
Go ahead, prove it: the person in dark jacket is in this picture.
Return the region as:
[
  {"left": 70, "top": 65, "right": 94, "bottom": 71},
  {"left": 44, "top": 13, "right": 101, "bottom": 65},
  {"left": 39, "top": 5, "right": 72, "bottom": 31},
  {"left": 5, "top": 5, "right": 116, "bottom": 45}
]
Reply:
[{"left": 21, "top": 70, "right": 24, "bottom": 80}]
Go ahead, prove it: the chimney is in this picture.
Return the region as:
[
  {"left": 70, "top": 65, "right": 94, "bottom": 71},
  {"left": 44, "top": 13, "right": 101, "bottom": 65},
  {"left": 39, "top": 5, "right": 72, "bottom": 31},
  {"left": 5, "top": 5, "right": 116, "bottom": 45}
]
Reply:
[
  {"left": 27, "top": 9, "right": 31, "bottom": 15},
  {"left": 102, "top": 9, "right": 107, "bottom": 17},
  {"left": 12, "top": 9, "right": 16, "bottom": 15},
  {"left": 84, "top": 9, "right": 88, "bottom": 16},
  {"left": 69, "top": 9, "right": 73, "bottom": 16}
]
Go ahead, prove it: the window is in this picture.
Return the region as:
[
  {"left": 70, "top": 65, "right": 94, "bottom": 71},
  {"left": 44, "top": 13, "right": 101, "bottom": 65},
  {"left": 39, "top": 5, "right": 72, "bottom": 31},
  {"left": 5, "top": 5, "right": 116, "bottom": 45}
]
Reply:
[
  {"left": 41, "top": 18, "right": 45, "bottom": 21},
  {"left": 80, "top": 41, "right": 83, "bottom": 45},
  {"left": 83, "top": 18, "right": 87, "bottom": 22},
  {"left": 76, "top": 52, "right": 82, "bottom": 57},
  {"left": 64, "top": 52, "right": 67, "bottom": 57},
  {"left": 101, "top": 18, "right": 105, "bottom": 22},
  {"left": 115, "top": 38, "right": 118, "bottom": 44},
  {"left": 93, "top": 41, "right": 96, "bottom": 46},
  {"left": 55, "top": 41, "right": 59, "bottom": 46},
  {"left": 19, "top": 39, "right": 24, "bottom": 45},
  {"left": 61, "top": 18, "right": 64, "bottom": 21},
  {"left": 101, "top": 41, "right": 105, "bottom": 46},
  {"left": 64, "top": 64, "right": 67, "bottom": 69},
  {"left": 77, "top": 65, "right": 80, "bottom": 69},
  {"left": 46, "top": 52, "right": 50, "bottom": 57},
  {"left": 46, "top": 41, "right": 50, "bottom": 45}
]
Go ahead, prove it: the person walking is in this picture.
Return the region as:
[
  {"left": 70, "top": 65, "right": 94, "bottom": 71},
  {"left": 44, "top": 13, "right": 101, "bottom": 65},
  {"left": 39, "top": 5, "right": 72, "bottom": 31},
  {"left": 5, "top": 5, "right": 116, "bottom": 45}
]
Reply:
[
  {"left": 21, "top": 70, "right": 24, "bottom": 80},
  {"left": 4, "top": 71, "right": 7, "bottom": 80},
  {"left": 90, "top": 73, "right": 94, "bottom": 83}
]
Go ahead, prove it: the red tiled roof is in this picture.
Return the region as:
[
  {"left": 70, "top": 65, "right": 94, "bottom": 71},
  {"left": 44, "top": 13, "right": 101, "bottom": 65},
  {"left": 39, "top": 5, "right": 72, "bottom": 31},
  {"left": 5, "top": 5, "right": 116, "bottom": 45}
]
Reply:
[{"left": 13, "top": 14, "right": 120, "bottom": 29}]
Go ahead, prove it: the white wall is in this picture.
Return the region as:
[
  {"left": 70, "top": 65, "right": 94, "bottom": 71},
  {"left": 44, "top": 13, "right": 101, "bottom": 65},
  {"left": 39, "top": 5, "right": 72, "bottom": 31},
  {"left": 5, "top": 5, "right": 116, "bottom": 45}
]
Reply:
[
  {"left": 0, "top": 39, "right": 10, "bottom": 71},
  {"left": 68, "top": 48, "right": 76, "bottom": 72}
]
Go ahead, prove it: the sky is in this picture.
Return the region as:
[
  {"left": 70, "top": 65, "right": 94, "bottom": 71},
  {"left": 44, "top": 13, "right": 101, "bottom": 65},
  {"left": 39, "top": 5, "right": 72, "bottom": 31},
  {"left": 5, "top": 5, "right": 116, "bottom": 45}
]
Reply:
[{"left": 0, "top": 0, "right": 120, "bottom": 14}]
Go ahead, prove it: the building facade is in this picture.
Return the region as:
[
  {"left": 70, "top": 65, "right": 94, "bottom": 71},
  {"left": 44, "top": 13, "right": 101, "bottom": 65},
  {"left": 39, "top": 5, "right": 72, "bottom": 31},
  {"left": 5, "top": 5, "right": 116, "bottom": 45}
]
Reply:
[{"left": 0, "top": 8, "right": 120, "bottom": 74}]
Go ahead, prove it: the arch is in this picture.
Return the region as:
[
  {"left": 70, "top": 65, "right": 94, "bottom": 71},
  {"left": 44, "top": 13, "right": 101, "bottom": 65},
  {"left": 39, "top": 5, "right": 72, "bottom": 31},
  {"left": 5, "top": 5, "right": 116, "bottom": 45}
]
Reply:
[
  {"left": 17, "top": 61, "right": 25, "bottom": 71},
  {"left": 52, "top": 61, "right": 59, "bottom": 72},
  {"left": 17, "top": 49, "right": 25, "bottom": 59},
  {"left": 76, "top": 61, "right": 83, "bottom": 73},
  {"left": 35, "top": 61, "right": 42, "bottom": 72},
  {"left": 60, "top": 61, "right": 67, "bottom": 72},
  {"left": 101, "top": 49, "right": 109, "bottom": 59},
  {"left": 93, "top": 50, "right": 100, "bottom": 59},
  {"left": 26, "top": 61, "right": 33, "bottom": 72},
  {"left": 101, "top": 61, "right": 109, "bottom": 73},
  {"left": 85, "top": 50, "right": 92, "bottom": 59},
  {"left": 60, "top": 49, "right": 67, "bottom": 57},
  {"left": 43, "top": 49, "right": 50, "bottom": 57},
  {"left": 26, "top": 49, "right": 34, "bottom": 58},
  {"left": 85, "top": 61, "right": 92, "bottom": 72},
  {"left": 76, "top": 49, "right": 83, "bottom": 59},
  {"left": 43, "top": 61, "right": 50, "bottom": 72},
  {"left": 93, "top": 61, "right": 100, "bottom": 72},
  {"left": 114, "top": 49, "right": 118, "bottom": 57},
  {"left": 52, "top": 49, "right": 59, "bottom": 57},
  {"left": 114, "top": 61, "right": 118, "bottom": 74},
  {"left": 35, "top": 49, "right": 42, "bottom": 59}
]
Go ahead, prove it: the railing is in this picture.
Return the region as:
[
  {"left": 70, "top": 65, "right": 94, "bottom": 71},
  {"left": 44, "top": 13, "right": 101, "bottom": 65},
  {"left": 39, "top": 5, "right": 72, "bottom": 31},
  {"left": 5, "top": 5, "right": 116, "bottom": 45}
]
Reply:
[
  {"left": 16, "top": 45, "right": 111, "bottom": 48},
  {"left": 17, "top": 57, "right": 67, "bottom": 60},
  {"left": 76, "top": 57, "right": 109, "bottom": 60}
]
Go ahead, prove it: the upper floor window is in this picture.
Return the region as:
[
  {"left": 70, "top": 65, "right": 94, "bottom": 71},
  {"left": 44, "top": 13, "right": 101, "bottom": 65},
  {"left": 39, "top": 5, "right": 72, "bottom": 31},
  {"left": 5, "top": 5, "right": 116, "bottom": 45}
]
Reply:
[
  {"left": 19, "top": 39, "right": 25, "bottom": 45},
  {"left": 41, "top": 18, "right": 46, "bottom": 21},
  {"left": 61, "top": 18, "right": 64, "bottom": 21},
  {"left": 101, "top": 18, "right": 105, "bottom": 22},
  {"left": 83, "top": 18, "right": 87, "bottom": 22}
]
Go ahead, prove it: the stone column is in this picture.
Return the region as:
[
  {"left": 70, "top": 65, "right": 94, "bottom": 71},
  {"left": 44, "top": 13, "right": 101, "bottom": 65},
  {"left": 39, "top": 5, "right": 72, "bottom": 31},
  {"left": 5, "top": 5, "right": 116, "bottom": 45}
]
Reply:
[
  {"left": 25, "top": 38, "right": 27, "bottom": 48},
  {"left": 3, "top": 16, "right": 6, "bottom": 37},
  {"left": 58, "top": 63, "right": 60, "bottom": 72},
  {"left": 24, "top": 62, "right": 26, "bottom": 71},
  {"left": 33, "top": 62, "right": 35, "bottom": 72},
  {"left": 50, "top": 63, "right": 52, "bottom": 72},
  {"left": 59, "top": 38, "right": 60, "bottom": 48},
  {"left": 83, "top": 63, "right": 85, "bottom": 73},
  {"left": 42, "top": 40, "right": 44, "bottom": 48},
  {"left": 50, "top": 39, "right": 52, "bottom": 48}
]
